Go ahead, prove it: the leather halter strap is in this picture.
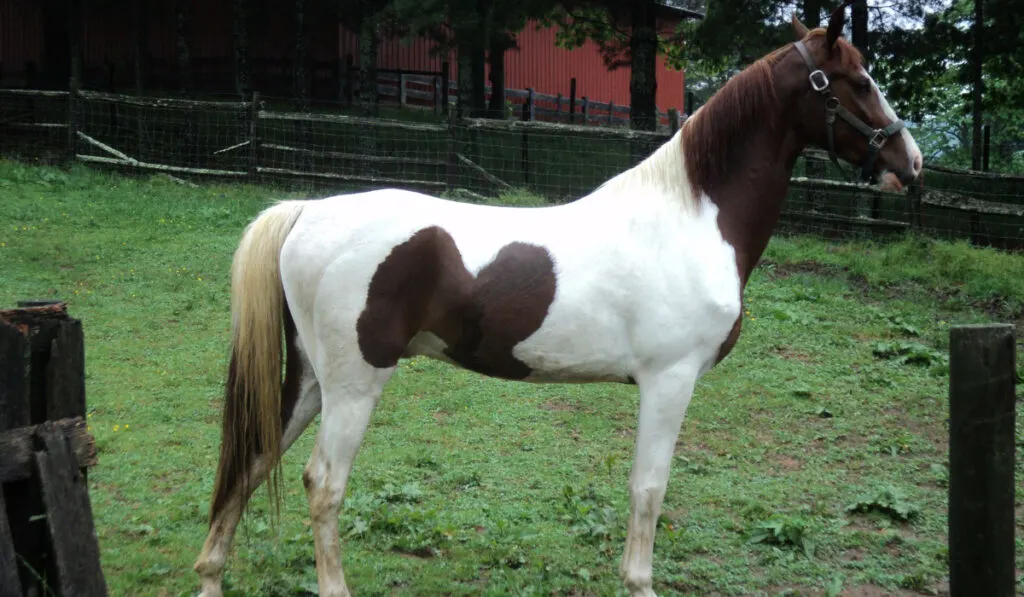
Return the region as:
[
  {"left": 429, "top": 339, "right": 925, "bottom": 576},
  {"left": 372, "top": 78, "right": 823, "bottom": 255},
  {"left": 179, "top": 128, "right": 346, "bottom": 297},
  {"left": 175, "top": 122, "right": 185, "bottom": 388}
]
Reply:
[{"left": 793, "top": 40, "right": 905, "bottom": 183}]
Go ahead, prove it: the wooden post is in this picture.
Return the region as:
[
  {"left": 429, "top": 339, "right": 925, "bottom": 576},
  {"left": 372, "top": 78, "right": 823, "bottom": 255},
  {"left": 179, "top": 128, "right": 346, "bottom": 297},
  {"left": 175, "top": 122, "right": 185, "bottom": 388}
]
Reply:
[
  {"left": 568, "top": 77, "right": 577, "bottom": 124},
  {"left": 66, "top": 0, "right": 81, "bottom": 164},
  {"left": 0, "top": 301, "right": 99, "bottom": 596},
  {"left": 668, "top": 108, "right": 679, "bottom": 136},
  {"left": 581, "top": 96, "right": 589, "bottom": 124},
  {"left": 521, "top": 88, "right": 533, "bottom": 185},
  {"left": 948, "top": 323, "right": 1016, "bottom": 597},
  {"left": 248, "top": 91, "right": 259, "bottom": 179},
  {"left": 555, "top": 93, "right": 563, "bottom": 122},
  {"left": 0, "top": 491, "right": 18, "bottom": 596},
  {"left": 440, "top": 61, "right": 450, "bottom": 112},
  {"left": 434, "top": 75, "right": 443, "bottom": 115},
  {"left": 446, "top": 104, "right": 458, "bottom": 192},
  {"left": 399, "top": 72, "right": 407, "bottom": 107},
  {"left": 982, "top": 124, "right": 991, "bottom": 172},
  {"left": 607, "top": 100, "right": 614, "bottom": 125},
  {"left": 526, "top": 87, "right": 535, "bottom": 121},
  {"left": 685, "top": 91, "right": 695, "bottom": 117}
]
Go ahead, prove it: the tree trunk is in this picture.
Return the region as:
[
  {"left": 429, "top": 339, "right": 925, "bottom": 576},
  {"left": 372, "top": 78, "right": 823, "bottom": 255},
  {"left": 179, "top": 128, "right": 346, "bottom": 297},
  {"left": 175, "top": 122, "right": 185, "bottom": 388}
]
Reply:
[
  {"left": 175, "top": 0, "right": 193, "bottom": 97},
  {"left": 971, "top": 0, "right": 984, "bottom": 170},
  {"left": 851, "top": 0, "right": 868, "bottom": 66},
  {"left": 629, "top": 0, "right": 658, "bottom": 131},
  {"left": 486, "top": 36, "right": 507, "bottom": 119},
  {"left": 233, "top": 0, "right": 250, "bottom": 98},
  {"left": 357, "top": 6, "right": 379, "bottom": 117},
  {"left": 293, "top": 0, "right": 309, "bottom": 110},
  {"left": 41, "top": 0, "right": 71, "bottom": 89},
  {"left": 134, "top": 0, "right": 149, "bottom": 94},
  {"left": 803, "top": 0, "right": 821, "bottom": 28}
]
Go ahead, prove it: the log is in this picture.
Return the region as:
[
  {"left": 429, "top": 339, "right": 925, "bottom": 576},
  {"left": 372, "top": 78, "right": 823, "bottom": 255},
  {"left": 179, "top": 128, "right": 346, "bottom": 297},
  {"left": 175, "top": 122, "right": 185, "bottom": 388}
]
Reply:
[
  {"left": 925, "top": 162, "right": 1024, "bottom": 181},
  {"left": 920, "top": 188, "right": 1024, "bottom": 217},
  {"left": 78, "top": 89, "right": 248, "bottom": 110},
  {"left": 780, "top": 210, "right": 909, "bottom": 230},
  {"left": 948, "top": 324, "right": 1016, "bottom": 597},
  {"left": 262, "top": 143, "right": 445, "bottom": 167},
  {"left": 33, "top": 421, "right": 108, "bottom": 595},
  {"left": 258, "top": 110, "right": 446, "bottom": 133},
  {"left": 76, "top": 154, "right": 246, "bottom": 177},
  {"left": 0, "top": 417, "right": 97, "bottom": 483},
  {"left": 256, "top": 166, "right": 447, "bottom": 189},
  {"left": 456, "top": 153, "right": 513, "bottom": 191},
  {"left": 0, "top": 89, "right": 69, "bottom": 98},
  {"left": 459, "top": 116, "right": 669, "bottom": 141},
  {"left": 77, "top": 131, "right": 138, "bottom": 164}
]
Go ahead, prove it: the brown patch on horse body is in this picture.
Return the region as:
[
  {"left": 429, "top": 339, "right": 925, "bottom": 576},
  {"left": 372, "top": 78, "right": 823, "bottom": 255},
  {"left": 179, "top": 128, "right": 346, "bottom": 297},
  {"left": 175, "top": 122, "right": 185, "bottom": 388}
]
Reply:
[{"left": 357, "top": 226, "right": 556, "bottom": 380}]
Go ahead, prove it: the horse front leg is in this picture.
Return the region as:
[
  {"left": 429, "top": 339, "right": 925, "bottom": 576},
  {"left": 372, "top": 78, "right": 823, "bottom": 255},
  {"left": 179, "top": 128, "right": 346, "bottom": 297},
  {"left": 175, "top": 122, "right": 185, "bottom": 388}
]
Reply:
[{"left": 620, "top": 363, "right": 698, "bottom": 597}]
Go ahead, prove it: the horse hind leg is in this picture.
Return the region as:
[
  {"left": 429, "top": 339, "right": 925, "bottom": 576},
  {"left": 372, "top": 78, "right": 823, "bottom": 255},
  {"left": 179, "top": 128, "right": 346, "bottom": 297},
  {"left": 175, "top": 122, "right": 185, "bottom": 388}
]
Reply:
[
  {"left": 303, "top": 359, "right": 394, "bottom": 597},
  {"left": 194, "top": 360, "right": 322, "bottom": 597}
]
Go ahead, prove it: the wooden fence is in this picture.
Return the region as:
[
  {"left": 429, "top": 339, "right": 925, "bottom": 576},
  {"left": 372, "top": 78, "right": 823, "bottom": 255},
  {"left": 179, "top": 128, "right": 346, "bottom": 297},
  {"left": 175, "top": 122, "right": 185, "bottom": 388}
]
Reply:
[{"left": 1, "top": 86, "right": 1023, "bottom": 249}]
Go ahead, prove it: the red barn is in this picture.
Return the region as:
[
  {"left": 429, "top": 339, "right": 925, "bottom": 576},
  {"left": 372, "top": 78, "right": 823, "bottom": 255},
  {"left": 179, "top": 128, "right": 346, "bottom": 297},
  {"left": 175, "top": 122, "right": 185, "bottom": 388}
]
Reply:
[{"left": 0, "top": 0, "right": 701, "bottom": 119}]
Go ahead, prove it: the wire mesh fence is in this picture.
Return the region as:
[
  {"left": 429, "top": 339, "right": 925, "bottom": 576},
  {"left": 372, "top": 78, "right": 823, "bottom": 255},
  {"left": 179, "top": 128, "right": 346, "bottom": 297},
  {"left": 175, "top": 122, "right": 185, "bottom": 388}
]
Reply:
[{"left": 2, "top": 87, "right": 1023, "bottom": 250}]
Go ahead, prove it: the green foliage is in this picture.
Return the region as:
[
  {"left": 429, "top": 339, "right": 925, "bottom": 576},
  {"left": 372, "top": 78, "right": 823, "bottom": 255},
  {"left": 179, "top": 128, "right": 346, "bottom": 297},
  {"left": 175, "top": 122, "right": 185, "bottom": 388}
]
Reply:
[
  {"left": 870, "top": 340, "right": 946, "bottom": 368},
  {"left": 559, "top": 484, "right": 618, "bottom": 550},
  {"left": 746, "top": 514, "right": 815, "bottom": 559},
  {"left": 847, "top": 486, "right": 922, "bottom": 523}
]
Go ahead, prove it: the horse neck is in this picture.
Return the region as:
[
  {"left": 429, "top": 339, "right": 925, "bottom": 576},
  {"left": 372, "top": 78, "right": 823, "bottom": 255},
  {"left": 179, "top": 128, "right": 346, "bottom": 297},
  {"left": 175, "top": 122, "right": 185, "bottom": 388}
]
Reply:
[{"left": 689, "top": 70, "right": 807, "bottom": 286}]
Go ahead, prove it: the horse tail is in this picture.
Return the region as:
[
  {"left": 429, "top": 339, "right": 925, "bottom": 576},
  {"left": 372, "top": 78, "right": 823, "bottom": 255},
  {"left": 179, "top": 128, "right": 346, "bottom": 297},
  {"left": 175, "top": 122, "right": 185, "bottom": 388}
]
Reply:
[{"left": 210, "top": 200, "right": 306, "bottom": 525}]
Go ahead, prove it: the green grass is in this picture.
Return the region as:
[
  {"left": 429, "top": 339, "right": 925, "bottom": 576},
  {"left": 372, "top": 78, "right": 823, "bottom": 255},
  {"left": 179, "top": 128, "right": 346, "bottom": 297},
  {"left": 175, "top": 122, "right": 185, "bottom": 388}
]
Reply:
[{"left": 1, "top": 159, "right": 1022, "bottom": 597}]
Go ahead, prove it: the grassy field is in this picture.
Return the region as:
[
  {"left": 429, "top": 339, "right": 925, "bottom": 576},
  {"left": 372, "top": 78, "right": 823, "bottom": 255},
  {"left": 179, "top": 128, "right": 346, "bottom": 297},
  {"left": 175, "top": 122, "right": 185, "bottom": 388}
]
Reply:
[{"left": 1, "top": 159, "right": 1022, "bottom": 597}]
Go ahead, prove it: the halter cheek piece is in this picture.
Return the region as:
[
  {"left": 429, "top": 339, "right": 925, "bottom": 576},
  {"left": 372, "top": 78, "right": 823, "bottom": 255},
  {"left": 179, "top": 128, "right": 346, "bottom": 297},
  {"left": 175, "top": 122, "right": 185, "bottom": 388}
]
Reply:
[{"left": 793, "top": 40, "right": 905, "bottom": 183}]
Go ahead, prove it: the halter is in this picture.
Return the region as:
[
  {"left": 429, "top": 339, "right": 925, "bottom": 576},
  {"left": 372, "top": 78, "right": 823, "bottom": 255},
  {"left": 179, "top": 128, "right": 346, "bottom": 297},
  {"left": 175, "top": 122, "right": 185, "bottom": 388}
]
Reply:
[{"left": 793, "top": 40, "right": 905, "bottom": 183}]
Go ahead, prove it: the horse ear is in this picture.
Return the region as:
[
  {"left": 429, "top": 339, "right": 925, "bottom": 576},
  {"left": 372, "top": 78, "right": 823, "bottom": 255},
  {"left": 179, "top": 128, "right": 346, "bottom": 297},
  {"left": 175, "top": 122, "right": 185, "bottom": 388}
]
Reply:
[
  {"left": 826, "top": 1, "right": 849, "bottom": 54},
  {"left": 791, "top": 14, "right": 809, "bottom": 40}
]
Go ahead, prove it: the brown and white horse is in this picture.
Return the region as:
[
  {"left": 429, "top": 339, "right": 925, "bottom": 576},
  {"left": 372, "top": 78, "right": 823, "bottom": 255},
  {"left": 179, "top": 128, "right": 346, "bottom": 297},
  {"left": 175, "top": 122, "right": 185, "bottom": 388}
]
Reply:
[{"left": 194, "top": 5, "right": 922, "bottom": 596}]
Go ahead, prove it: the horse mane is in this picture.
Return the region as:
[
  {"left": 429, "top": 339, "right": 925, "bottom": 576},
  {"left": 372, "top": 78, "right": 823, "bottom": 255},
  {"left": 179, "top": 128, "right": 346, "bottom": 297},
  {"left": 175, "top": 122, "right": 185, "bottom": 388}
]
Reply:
[{"left": 680, "top": 28, "right": 863, "bottom": 196}]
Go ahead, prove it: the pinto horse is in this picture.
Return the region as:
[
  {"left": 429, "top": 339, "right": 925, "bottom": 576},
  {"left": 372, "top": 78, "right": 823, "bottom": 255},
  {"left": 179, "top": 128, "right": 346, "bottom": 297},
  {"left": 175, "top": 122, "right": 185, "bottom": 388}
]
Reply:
[{"left": 194, "top": 5, "right": 922, "bottom": 597}]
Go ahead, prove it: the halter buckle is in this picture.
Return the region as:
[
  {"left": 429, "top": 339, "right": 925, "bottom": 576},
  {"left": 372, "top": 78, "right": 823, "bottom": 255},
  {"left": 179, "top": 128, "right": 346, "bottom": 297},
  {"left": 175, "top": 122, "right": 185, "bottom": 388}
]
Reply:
[
  {"left": 869, "top": 129, "right": 888, "bottom": 149},
  {"left": 809, "top": 70, "right": 830, "bottom": 92}
]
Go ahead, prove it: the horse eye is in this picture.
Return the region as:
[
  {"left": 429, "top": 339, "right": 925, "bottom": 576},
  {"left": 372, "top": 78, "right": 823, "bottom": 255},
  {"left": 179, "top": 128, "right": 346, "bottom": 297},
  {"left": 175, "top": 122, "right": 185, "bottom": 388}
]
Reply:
[{"left": 858, "top": 79, "right": 872, "bottom": 93}]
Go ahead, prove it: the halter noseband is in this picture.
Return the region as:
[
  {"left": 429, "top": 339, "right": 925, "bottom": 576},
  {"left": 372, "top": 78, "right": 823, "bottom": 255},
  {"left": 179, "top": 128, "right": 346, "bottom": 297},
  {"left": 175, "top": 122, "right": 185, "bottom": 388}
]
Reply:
[{"left": 793, "top": 40, "right": 905, "bottom": 183}]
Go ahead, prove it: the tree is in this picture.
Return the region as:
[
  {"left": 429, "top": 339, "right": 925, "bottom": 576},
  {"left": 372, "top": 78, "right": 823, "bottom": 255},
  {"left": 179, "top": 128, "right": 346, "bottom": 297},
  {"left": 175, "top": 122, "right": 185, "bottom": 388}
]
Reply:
[{"left": 549, "top": 0, "right": 704, "bottom": 131}]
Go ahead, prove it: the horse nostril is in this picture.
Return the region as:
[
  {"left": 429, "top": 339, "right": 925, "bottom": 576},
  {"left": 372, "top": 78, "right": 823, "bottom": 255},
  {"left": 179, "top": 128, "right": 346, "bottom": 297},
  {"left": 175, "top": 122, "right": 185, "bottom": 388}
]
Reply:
[{"left": 913, "top": 154, "right": 922, "bottom": 173}]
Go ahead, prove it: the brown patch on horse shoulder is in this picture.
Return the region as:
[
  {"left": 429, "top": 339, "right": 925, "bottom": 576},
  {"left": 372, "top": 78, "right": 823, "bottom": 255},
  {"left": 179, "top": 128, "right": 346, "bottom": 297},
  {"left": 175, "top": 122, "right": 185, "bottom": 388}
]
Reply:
[{"left": 357, "top": 227, "right": 557, "bottom": 380}]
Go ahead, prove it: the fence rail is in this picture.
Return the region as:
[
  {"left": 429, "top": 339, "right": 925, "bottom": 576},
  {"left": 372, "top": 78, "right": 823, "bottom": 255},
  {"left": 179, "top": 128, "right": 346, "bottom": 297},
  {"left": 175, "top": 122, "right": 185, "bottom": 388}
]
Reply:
[{"left": 2, "top": 87, "right": 1023, "bottom": 249}]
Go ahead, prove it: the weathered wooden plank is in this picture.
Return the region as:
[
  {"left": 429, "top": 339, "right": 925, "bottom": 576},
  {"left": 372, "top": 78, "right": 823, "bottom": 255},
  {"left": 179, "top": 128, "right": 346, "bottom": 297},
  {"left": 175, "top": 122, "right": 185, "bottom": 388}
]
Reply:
[
  {"left": 920, "top": 189, "right": 1024, "bottom": 217},
  {"left": 258, "top": 110, "right": 446, "bottom": 133},
  {"left": 0, "top": 491, "right": 21, "bottom": 597},
  {"left": 926, "top": 162, "right": 1024, "bottom": 181},
  {"left": 460, "top": 117, "right": 669, "bottom": 140},
  {"left": 261, "top": 143, "right": 445, "bottom": 167},
  {"left": 34, "top": 422, "right": 108, "bottom": 596},
  {"left": 456, "top": 153, "right": 514, "bottom": 191},
  {"left": 76, "top": 154, "right": 247, "bottom": 177},
  {"left": 256, "top": 166, "right": 447, "bottom": 188},
  {"left": 45, "top": 318, "right": 85, "bottom": 420},
  {"left": 0, "top": 89, "right": 69, "bottom": 98},
  {"left": 0, "top": 417, "right": 97, "bottom": 483},
  {"left": 0, "top": 322, "right": 30, "bottom": 431},
  {"left": 78, "top": 89, "right": 248, "bottom": 110}
]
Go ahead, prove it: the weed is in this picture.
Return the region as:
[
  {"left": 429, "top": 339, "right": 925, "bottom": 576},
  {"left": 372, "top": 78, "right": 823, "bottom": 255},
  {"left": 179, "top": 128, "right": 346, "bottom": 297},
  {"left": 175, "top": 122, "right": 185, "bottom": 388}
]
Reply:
[
  {"left": 871, "top": 340, "right": 947, "bottom": 369},
  {"left": 847, "top": 485, "right": 922, "bottom": 523},
  {"left": 746, "top": 514, "right": 815, "bottom": 559},
  {"left": 559, "top": 484, "right": 618, "bottom": 551}
]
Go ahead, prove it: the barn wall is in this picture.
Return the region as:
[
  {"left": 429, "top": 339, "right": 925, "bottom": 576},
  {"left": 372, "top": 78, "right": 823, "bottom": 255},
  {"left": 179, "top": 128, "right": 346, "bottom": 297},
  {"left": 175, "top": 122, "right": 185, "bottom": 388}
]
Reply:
[{"left": 1, "top": 0, "right": 685, "bottom": 112}]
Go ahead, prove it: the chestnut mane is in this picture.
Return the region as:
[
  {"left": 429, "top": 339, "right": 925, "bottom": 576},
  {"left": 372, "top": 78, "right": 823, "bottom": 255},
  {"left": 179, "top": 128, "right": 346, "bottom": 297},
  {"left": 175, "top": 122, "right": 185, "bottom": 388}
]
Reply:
[{"left": 681, "top": 29, "right": 863, "bottom": 196}]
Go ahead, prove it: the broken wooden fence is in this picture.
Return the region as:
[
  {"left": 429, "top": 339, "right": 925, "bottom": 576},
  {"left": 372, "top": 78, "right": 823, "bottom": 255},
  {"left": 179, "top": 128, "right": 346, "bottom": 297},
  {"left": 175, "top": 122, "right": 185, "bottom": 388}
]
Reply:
[{"left": 0, "top": 301, "right": 105, "bottom": 597}]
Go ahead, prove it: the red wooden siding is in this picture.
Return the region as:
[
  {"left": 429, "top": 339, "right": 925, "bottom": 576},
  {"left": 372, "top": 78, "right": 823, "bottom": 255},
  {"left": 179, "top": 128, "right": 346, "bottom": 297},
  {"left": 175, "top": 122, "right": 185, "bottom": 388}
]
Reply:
[{"left": 1, "top": 0, "right": 685, "bottom": 113}]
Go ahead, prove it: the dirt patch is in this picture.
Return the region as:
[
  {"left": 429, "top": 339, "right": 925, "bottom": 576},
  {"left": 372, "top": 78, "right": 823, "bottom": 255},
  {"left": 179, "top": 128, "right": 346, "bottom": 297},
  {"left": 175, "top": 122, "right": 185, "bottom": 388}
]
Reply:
[
  {"left": 771, "top": 345, "right": 819, "bottom": 363},
  {"left": 538, "top": 400, "right": 578, "bottom": 412},
  {"left": 773, "top": 454, "right": 803, "bottom": 471}
]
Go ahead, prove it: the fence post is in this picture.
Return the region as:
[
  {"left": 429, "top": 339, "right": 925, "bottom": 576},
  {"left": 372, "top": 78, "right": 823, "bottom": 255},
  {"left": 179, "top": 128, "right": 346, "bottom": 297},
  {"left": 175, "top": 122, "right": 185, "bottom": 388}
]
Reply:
[
  {"left": 399, "top": 72, "right": 407, "bottom": 107},
  {"left": 948, "top": 323, "right": 1016, "bottom": 597},
  {"left": 446, "top": 104, "right": 458, "bottom": 192},
  {"left": 248, "top": 91, "right": 259, "bottom": 179},
  {"left": 982, "top": 124, "right": 991, "bottom": 172},
  {"left": 607, "top": 101, "right": 614, "bottom": 125},
  {"left": 668, "top": 108, "right": 679, "bottom": 136},
  {"left": 568, "top": 77, "right": 577, "bottom": 125},
  {"left": 521, "top": 88, "right": 533, "bottom": 186},
  {"left": 581, "top": 96, "right": 589, "bottom": 124},
  {"left": 440, "top": 61, "right": 450, "bottom": 113}
]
